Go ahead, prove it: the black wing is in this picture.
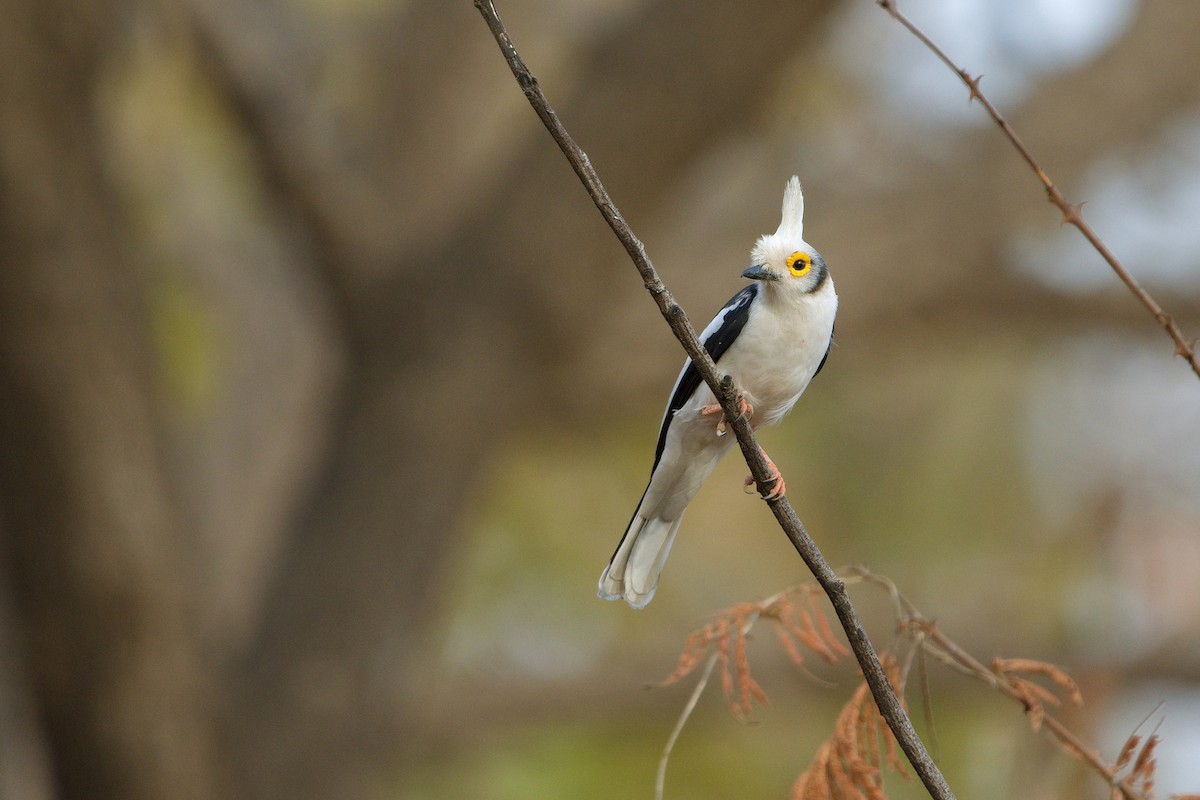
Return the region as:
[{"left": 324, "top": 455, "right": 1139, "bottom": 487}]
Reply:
[
  {"left": 650, "top": 284, "right": 758, "bottom": 471},
  {"left": 813, "top": 322, "right": 834, "bottom": 378}
]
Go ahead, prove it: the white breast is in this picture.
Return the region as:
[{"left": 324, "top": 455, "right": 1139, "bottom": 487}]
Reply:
[{"left": 720, "top": 281, "right": 837, "bottom": 428}]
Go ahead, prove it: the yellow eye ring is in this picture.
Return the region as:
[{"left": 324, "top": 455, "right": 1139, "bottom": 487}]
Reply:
[{"left": 786, "top": 251, "right": 812, "bottom": 278}]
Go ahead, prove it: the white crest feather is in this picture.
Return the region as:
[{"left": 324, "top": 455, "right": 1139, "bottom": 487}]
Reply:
[{"left": 777, "top": 176, "right": 804, "bottom": 238}]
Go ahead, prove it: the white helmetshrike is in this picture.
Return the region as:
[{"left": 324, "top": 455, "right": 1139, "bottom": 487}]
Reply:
[{"left": 599, "top": 176, "right": 837, "bottom": 609}]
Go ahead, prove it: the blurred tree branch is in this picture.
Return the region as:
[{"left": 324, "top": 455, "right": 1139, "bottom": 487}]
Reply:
[
  {"left": 473, "top": 2, "right": 955, "bottom": 798},
  {"left": 808, "top": 1, "right": 1200, "bottom": 358},
  {"left": 877, "top": 0, "right": 1200, "bottom": 379}
]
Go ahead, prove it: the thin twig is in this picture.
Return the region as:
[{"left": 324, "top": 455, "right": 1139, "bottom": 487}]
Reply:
[
  {"left": 656, "top": 649, "right": 718, "bottom": 800},
  {"left": 877, "top": 0, "right": 1200, "bottom": 379},
  {"left": 472, "top": 3, "right": 955, "bottom": 798}
]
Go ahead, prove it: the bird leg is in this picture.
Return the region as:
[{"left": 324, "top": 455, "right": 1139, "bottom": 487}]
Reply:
[
  {"left": 699, "top": 396, "right": 754, "bottom": 437},
  {"left": 743, "top": 449, "right": 786, "bottom": 500}
]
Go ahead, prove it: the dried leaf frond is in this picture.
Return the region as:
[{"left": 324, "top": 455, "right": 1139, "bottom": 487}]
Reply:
[
  {"left": 766, "top": 588, "right": 851, "bottom": 667},
  {"left": 992, "top": 657, "right": 1083, "bottom": 705},
  {"left": 1131, "top": 734, "right": 1158, "bottom": 780},
  {"left": 659, "top": 602, "right": 763, "bottom": 719},
  {"left": 661, "top": 583, "right": 850, "bottom": 720},
  {"left": 792, "top": 656, "right": 907, "bottom": 800},
  {"left": 1114, "top": 734, "right": 1142, "bottom": 772},
  {"left": 991, "top": 657, "right": 1082, "bottom": 731},
  {"left": 1106, "top": 727, "right": 1161, "bottom": 800}
]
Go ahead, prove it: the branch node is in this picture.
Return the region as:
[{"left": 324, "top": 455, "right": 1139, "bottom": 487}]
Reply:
[
  {"left": 718, "top": 375, "right": 737, "bottom": 406},
  {"left": 961, "top": 71, "right": 983, "bottom": 103},
  {"left": 1035, "top": 170, "right": 1052, "bottom": 192},
  {"left": 1060, "top": 200, "right": 1085, "bottom": 227}
]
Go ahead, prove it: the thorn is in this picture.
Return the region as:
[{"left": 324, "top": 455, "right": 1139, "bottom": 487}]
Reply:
[
  {"left": 1059, "top": 200, "right": 1085, "bottom": 226},
  {"left": 962, "top": 71, "right": 984, "bottom": 103},
  {"left": 1174, "top": 336, "right": 1196, "bottom": 358}
]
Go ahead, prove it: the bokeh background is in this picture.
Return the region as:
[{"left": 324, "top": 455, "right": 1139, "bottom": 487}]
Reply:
[{"left": 1, "top": 0, "right": 1198, "bottom": 798}]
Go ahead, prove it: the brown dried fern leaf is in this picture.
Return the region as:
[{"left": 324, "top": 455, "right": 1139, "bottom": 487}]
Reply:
[
  {"left": 1111, "top": 733, "right": 1159, "bottom": 799},
  {"left": 1102, "top": 717, "right": 1196, "bottom": 800},
  {"left": 769, "top": 593, "right": 832, "bottom": 664},
  {"left": 658, "top": 602, "right": 766, "bottom": 719},
  {"left": 792, "top": 656, "right": 906, "bottom": 800},
  {"left": 993, "top": 657, "right": 1083, "bottom": 705},
  {"left": 660, "top": 621, "right": 724, "bottom": 687},
  {"left": 663, "top": 586, "right": 851, "bottom": 721},
  {"left": 792, "top": 741, "right": 833, "bottom": 800},
  {"left": 812, "top": 599, "right": 852, "bottom": 658},
  {"left": 1113, "top": 734, "right": 1141, "bottom": 772},
  {"left": 1131, "top": 734, "right": 1158, "bottom": 781},
  {"left": 762, "top": 583, "right": 851, "bottom": 667},
  {"left": 992, "top": 657, "right": 1082, "bottom": 731}
]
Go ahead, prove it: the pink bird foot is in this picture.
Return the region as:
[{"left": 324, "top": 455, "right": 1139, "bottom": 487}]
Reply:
[
  {"left": 743, "top": 449, "right": 786, "bottom": 500},
  {"left": 700, "top": 396, "right": 754, "bottom": 436}
]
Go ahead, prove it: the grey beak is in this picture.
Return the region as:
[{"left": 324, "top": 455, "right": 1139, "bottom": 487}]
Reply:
[{"left": 741, "top": 264, "right": 777, "bottom": 281}]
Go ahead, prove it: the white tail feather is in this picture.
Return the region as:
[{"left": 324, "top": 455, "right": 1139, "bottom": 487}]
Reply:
[{"left": 598, "top": 513, "right": 685, "bottom": 609}]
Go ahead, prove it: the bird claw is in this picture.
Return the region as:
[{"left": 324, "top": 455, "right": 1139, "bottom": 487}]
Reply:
[
  {"left": 700, "top": 396, "right": 754, "bottom": 437},
  {"left": 745, "top": 449, "right": 786, "bottom": 500}
]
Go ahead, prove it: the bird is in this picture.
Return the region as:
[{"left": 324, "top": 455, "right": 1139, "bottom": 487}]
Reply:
[{"left": 598, "top": 176, "right": 837, "bottom": 609}]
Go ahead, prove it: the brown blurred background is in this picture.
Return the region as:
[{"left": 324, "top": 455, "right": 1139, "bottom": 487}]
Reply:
[{"left": 1, "top": 0, "right": 1198, "bottom": 798}]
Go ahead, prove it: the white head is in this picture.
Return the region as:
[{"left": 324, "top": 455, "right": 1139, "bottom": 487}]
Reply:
[{"left": 741, "top": 176, "right": 830, "bottom": 295}]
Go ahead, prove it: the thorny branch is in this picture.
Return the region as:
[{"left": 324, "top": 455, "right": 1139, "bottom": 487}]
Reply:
[
  {"left": 472, "top": 2, "right": 955, "bottom": 799},
  {"left": 877, "top": 0, "right": 1200, "bottom": 380}
]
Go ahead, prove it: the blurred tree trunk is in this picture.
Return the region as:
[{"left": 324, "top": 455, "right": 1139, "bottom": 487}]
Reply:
[{"left": 0, "top": 1, "right": 217, "bottom": 799}]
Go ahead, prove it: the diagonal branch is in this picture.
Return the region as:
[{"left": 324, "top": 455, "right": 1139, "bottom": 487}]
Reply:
[
  {"left": 472, "top": 2, "right": 956, "bottom": 798},
  {"left": 877, "top": 0, "right": 1200, "bottom": 380}
]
